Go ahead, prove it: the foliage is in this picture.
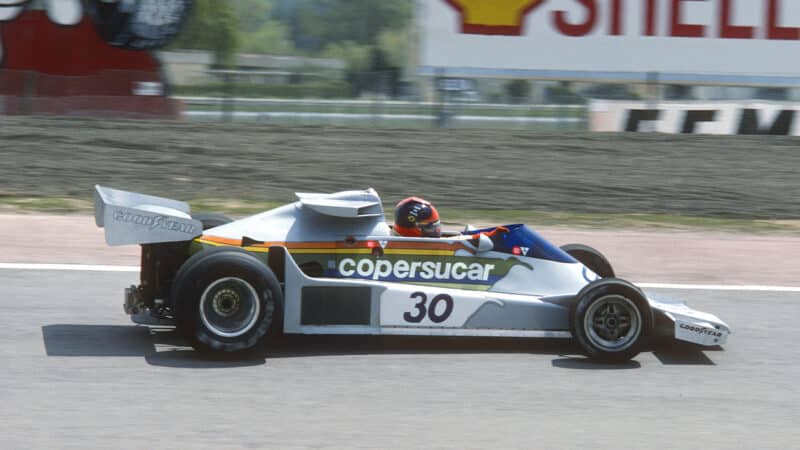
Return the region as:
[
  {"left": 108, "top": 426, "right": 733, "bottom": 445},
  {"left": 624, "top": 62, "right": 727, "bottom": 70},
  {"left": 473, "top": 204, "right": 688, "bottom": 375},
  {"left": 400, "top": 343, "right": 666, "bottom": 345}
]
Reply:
[
  {"left": 170, "top": 0, "right": 414, "bottom": 94},
  {"left": 238, "top": 21, "right": 294, "bottom": 55},
  {"left": 170, "top": 0, "right": 241, "bottom": 67},
  {"left": 288, "top": 0, "right": 412, "bottom": 51},
  {"left": 233, "top": 0, "right": 295, "bottom": 55},
  {"left": 376, "top": 27, "right": 409, "bottom": 69},
  {"left": 173, "top": 0, "right": 413, "bottom": 56},
  {"left": 322, "top": 41, "right": 371, "bottom": 72},
  {"left": 234, "top": 0, "right": 274, "bottom": 32}
]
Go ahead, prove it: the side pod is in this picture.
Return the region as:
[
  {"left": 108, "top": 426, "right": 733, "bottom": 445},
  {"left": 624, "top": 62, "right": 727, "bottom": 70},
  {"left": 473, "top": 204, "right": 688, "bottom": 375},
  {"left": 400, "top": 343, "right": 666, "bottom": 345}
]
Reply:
[{"left": 277, "top": 246, "right": 384, "bottom": 335}]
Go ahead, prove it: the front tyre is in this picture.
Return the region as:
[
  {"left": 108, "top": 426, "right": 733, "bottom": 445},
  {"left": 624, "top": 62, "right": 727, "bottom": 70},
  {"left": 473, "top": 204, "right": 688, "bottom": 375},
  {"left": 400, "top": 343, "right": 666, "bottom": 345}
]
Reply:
[
  {"left": 570, "top": 278, "right": 652, "bottom": 363},
  {"left": 172, "top": 248, "right": 282, "bottom": 352},
  {"left": 560, "top": 243, "right": 615, "bottom": 278}
]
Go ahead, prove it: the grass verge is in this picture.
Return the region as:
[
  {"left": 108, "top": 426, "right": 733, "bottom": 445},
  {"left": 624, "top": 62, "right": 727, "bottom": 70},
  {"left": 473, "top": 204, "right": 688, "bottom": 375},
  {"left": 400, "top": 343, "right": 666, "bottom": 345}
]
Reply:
[{"left": 0, "top": 196, "right": 92, "bottom": 213}]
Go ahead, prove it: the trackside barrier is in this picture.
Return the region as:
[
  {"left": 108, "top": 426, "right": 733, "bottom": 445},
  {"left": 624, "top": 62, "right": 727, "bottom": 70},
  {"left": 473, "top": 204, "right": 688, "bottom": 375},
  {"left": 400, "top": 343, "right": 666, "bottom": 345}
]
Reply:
[
  {"left": 590, "top": 100, "right": 800, "bottom": 135},
  {"left": 0, "top": 69, "right": 181, "bottom": 119}
]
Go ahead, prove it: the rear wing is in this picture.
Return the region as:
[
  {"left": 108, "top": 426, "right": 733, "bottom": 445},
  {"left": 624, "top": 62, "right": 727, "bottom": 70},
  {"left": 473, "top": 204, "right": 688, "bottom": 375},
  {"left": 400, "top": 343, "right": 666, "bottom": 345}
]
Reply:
[{"left": 94, "top": 185, "right": 202, "bottom": 246}]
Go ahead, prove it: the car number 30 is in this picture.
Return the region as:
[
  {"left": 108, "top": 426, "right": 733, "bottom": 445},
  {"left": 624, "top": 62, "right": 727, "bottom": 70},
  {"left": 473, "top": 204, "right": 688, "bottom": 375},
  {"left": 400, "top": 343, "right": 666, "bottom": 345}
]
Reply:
[{"left": 403, "top": 292, "right": 454, "bottom": 323}]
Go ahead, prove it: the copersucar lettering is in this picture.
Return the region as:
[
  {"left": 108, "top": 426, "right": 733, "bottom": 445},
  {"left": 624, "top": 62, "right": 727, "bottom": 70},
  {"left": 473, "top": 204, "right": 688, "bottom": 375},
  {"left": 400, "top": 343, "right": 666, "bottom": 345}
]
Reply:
[{"left": 338, "top": 258, "right": 495, "bottom": 282}]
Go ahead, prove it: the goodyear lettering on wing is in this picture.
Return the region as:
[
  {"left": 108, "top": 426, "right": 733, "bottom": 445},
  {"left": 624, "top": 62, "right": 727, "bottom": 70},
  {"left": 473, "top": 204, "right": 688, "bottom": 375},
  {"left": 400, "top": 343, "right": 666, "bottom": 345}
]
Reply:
[
  {"left": 112, "top": 210, "right": 198, "bottom": 235},
  {"left": 679, "top": 322, "right": 723, "bottom": 338}
]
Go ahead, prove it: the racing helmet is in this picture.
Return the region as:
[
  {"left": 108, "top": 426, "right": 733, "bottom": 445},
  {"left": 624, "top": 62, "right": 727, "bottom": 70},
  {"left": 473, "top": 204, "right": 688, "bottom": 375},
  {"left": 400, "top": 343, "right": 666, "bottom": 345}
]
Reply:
[{"left": 394, "top": 197, "right": 441, "bottom": 238}]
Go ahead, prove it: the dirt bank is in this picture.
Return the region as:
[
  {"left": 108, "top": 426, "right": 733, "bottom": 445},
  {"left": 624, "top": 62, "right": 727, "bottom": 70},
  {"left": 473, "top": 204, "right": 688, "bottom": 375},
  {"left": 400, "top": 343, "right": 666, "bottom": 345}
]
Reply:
[{"left": 1, "top": 117, "right": 798, "bottom": 218}]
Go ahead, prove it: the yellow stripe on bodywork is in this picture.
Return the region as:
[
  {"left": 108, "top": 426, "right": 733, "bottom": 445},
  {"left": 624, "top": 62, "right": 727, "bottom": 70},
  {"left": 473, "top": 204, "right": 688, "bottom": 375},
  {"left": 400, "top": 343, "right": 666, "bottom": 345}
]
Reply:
[
  {"left": 404, "top": 281, "right": 492, "bottom": 291},
  {"left": 243, "top": 246, "right": 270, "bottom": 253},
  {"left": 195, "top": 239, "right": 455, "bottom": 257},
  {"left": 238, "top": 248, "right": 452, "bottom": 256},
  {"left": 195, "top": 239, "right": 228, "bottom": 247},
  {"left": 384, "top": 249, "right": 454, "bottom": 256},
  {"left": 288, "top": 248, "right": 372, "bottom": 254}
]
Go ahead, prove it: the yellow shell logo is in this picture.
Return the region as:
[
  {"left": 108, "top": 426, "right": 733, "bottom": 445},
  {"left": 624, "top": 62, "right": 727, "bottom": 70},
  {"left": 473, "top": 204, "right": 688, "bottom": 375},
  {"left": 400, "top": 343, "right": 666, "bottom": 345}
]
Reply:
[{"left": 444, "top": 0, "right": 545, "bottom": 36}]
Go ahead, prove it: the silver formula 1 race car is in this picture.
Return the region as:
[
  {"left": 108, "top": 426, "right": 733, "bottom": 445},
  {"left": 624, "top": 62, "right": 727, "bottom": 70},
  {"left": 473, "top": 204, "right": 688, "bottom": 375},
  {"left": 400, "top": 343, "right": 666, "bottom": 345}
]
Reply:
[{"left": 94, "top": 185, "right": 730, "bottom": 363}]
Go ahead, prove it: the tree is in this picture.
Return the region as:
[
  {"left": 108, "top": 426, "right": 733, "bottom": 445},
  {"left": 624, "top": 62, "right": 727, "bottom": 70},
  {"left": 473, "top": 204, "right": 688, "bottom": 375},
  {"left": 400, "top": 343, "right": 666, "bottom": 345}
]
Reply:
[
  {"left": 232, "top": 0, "right": 295, "bottom": 54},
  {"left": 170, "top": 0, "right": 241, "bottom": 67},
  {"left": 322, "top": 41, "right": 371, "bottom": 72},
  {"left": 288, "top": 0, "right": 412, "bottom": 51},
  {"left": 234, "top": 0, "right": 274, "bottom": 33},
  {"left": 169, "top": 0, "right": 415, "bottom": 93},
  {"left": 239, "top": 22, "right": 294, "bottom": 55},
  {"left": 377, "top": 27, "right": 409, "bottom": 70}
]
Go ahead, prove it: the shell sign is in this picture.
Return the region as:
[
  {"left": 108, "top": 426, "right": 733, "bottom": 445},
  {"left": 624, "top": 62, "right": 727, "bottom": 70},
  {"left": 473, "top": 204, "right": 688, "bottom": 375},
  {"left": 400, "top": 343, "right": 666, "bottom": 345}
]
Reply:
[
  {"left": 443, "top": 0, "right": 545, "bottom": 35},
  {"left": 421, "top": 0, "right": 800, "bottom": 86}
]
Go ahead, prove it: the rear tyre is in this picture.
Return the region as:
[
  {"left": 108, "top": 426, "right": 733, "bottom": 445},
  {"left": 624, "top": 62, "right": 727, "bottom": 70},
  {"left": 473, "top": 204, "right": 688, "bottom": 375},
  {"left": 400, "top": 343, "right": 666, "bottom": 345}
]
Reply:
[
  {"left": 192, "top": 212, "right": 232, "bottom": 231},
  {"left": 561, "top": 243, "right": 615, "bottom": 278},
  {"left": 171, "top": 248, "right": 282, "bottom": 353},
  {"left": 570, "top": 278, "right": 652, "bottom": 363}
]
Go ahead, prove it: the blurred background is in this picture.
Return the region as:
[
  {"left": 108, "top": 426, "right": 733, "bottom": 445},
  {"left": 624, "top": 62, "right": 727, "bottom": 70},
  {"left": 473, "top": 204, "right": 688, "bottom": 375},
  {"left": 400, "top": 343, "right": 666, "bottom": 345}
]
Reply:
[
  {"left": 3, "top": 0, "right": 799, "bottom": 131},
  {"left": 1, "top": 0, "right": 798, "bottom": 225},
  {"left": 3, "top": 5, "right": 800, "bottom": 449}
]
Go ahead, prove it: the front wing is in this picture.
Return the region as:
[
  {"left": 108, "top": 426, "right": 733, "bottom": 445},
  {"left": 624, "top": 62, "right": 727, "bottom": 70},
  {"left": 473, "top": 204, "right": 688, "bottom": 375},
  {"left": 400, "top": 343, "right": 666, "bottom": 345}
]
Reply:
[{"left": 649, "top": 298, "right": 730, "bottom": 346}]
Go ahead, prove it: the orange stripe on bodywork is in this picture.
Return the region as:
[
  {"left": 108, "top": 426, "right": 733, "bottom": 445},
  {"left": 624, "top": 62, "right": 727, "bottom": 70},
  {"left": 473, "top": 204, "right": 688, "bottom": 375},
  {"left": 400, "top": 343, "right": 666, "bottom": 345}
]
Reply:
[
  {"left": 199, "top": 235, "right": 364, "bottom": 249},
  {"left": 471, "top": 226, "right": 509, "bottom": 240},
  {"left": 197, "top": 234, "right": 473, "bottom": 254}
]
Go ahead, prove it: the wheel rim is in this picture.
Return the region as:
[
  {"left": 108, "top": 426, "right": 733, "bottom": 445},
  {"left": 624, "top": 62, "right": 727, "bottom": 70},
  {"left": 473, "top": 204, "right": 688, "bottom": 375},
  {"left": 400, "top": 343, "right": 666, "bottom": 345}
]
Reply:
[
  {"left": 583, "top": 294, "right": 641, "bottom": 352},
  {"left": 199, "top": 277, "right": 261, "bottom": 338}
]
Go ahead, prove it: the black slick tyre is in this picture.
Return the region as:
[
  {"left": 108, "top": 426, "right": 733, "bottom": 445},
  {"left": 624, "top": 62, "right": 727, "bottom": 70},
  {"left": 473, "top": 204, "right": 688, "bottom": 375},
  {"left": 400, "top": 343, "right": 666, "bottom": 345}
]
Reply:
[
  {"left": 570, "top": 278, "right": 652, "bottom": 363},
  {"left": 192, "top": 212, "right": 233, "bottom": 231},
  {"left": 171, "top": 247, "right": 282, "bottom": 353},
  {"left": 561, "top": 243, "right": 615, "bottom": 278}
]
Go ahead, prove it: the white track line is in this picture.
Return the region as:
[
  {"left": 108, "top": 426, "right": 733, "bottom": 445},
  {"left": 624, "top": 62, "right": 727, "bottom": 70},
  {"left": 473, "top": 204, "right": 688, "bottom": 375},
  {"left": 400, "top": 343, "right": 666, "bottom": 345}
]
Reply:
[
  {"left": 1, "top": 263, "right": 799, "bottom": 292},
  {"left": 0, "top": 263, "right": 139, "bottom": 272},
  {"left": 637, "top": 283, "right": 800, "bottom": 292}
]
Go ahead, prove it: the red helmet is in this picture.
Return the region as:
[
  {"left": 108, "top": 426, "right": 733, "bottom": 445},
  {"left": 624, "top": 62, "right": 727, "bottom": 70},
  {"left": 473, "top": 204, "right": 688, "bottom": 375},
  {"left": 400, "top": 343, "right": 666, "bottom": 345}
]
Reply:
[{"left": 394, "top": 197, "right": 441, "bottom": 237}]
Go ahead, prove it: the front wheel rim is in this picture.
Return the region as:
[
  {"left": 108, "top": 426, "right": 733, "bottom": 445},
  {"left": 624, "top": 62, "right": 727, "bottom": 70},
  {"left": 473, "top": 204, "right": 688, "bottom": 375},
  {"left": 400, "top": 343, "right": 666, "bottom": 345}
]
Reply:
[
  {"left": 199, "top": 277, "right": 261, "bottom": 338},
  {"left": 583, "top": 294, "right": 642, "bottom": 352}
]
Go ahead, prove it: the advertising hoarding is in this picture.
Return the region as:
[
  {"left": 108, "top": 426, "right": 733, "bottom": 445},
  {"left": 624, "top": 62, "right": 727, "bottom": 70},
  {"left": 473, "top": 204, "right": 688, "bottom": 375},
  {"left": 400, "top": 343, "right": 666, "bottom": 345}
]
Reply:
[
  {"left": 419, "top": 0, "right": 800, "bottom": 85},
  {"left": 590, "top": 100, "right": 800, "bottom": 135}
]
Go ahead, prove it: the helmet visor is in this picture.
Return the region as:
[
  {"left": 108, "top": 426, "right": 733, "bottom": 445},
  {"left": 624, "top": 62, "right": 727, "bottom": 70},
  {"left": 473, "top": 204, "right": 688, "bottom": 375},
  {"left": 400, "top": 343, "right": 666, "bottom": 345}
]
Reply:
[{"left": 419, "top": 220, "right": 441, "bottom": 237}]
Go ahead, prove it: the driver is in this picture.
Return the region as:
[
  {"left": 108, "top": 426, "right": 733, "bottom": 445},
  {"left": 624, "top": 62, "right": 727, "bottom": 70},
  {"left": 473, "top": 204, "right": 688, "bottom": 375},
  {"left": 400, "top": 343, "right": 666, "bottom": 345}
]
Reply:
[{"left": 394, "top": 197, "right": 441, "bottom": 238}]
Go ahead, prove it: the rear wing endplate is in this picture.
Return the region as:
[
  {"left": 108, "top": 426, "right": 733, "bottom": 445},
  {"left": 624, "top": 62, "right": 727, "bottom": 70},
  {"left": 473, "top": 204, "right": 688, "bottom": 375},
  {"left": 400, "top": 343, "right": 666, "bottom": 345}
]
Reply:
[{"left": 94, "top": 185, "right": 202, "bottom": 246}]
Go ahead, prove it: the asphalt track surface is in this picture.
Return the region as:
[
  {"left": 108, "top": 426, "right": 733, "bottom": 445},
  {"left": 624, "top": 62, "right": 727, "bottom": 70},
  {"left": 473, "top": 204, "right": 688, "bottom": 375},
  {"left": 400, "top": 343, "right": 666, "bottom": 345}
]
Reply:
[{"left": 1, "top": 269, "right": 798, "bottom": 449}]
